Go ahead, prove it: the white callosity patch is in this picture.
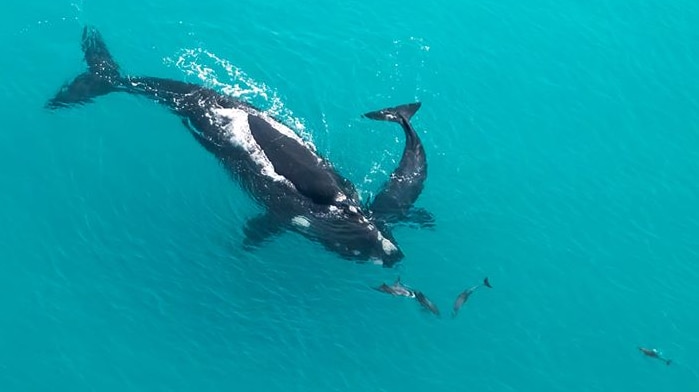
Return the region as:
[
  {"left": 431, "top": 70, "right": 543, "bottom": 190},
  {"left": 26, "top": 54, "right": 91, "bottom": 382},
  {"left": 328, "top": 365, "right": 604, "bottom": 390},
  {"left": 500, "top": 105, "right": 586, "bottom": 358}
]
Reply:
[
  {"left": 211, "top": 107, "right": 296, "bottom": 188},
  {"left": 291, "top": 216, "right": 311, "bottom": 228},
  {"left": 376, "top": 230, "right": 398, "bottom": 255}
]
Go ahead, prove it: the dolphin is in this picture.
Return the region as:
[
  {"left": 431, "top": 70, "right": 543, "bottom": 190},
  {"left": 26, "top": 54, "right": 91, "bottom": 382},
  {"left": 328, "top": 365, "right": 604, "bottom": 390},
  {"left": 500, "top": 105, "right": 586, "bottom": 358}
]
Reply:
[
  {"left": 638, "top": 347, "right": 672, "bottom": 366},
  {"left": 374, "top": 276, "right": 416, "bottom": 298},
  {"left": 414, "top": 291, "right": 440, "bottom": 317},
  {"left": 452, "top": 277, "right": 492, "bottom": 318}
]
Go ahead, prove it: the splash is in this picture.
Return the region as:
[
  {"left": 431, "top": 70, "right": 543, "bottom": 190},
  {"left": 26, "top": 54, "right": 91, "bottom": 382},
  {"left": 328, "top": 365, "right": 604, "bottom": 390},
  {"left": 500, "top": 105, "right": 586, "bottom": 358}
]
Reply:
[
  {"left": 363, "top": 36, "right": 434, "bottom": 194},
  {"left": 376, "top": 36, "right": 431, "bottom": 100},
  {"left": 163, "top": 48, "right": 313, "bottom": 143},
  {"left": 393, "top": 36, "right": 431, "bottom": 52}
]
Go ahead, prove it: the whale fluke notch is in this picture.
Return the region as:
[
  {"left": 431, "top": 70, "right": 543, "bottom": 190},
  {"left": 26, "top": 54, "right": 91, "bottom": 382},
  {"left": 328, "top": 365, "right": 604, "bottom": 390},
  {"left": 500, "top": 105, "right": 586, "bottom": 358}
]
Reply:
[{"left": 46, "top": 26, "right": 123, "bottom": 109}]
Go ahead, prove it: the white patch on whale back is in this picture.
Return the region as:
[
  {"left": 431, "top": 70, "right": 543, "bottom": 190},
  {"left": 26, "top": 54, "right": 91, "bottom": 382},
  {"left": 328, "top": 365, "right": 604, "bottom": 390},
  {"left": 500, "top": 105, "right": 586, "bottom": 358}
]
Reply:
[
  {"left": 376, "top": 230, "right": 398, "bottom": 255},
  {"left": 211, "top": 107, "right": 296, "bottom": 188},
  {"left": 291, "top": 216, "right": 311, "bottom": 228}
]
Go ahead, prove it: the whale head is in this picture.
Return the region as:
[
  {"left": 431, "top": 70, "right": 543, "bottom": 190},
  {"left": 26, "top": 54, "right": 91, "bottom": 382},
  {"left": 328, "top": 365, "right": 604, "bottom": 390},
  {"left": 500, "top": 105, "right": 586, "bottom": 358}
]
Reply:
[{"left": 295, "top": 202, "right": 404, "bottom": 267}]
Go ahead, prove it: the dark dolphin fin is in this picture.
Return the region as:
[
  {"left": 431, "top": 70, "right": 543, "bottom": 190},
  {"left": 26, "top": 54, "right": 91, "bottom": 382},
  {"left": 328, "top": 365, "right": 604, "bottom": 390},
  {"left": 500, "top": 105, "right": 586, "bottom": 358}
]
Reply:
[
  {"left": 483, "top": 277, "right": 492, "bottom": 288},
  {"left": 242, "top": 213, "right": 286, "bottom": 250},
  {"left": 363, "top": 102, "right": 434, "bottom": 228},
  {"left": 46, "top": 26, "right": 124, "bottom": 109}
]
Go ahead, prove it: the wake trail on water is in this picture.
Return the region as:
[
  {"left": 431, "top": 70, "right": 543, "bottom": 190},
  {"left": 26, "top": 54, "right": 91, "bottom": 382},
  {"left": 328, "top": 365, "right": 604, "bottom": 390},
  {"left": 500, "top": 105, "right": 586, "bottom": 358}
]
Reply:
[{"left": 164, "top": 47, "right": 315, "bottom": 148}]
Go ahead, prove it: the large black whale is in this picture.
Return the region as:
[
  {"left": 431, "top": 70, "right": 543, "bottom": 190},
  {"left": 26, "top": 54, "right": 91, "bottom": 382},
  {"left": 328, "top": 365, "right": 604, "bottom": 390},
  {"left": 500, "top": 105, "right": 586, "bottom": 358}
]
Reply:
[{"left": 47, "top": 26, "right": 428, "bottom": 266}]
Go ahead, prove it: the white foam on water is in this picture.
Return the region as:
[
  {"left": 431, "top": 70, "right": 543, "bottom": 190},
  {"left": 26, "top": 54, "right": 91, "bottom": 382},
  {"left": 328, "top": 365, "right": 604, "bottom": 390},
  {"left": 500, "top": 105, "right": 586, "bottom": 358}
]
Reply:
[{"left": 163, "top": 47, "right": 315, "bottom": 148}]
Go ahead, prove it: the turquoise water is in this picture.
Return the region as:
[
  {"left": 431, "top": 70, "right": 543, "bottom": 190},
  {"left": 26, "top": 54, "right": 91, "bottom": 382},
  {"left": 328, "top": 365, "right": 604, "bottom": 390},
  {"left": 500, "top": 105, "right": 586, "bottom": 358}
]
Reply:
[{"left": 2, "top": 0, "right": 699, "bottom": 390}]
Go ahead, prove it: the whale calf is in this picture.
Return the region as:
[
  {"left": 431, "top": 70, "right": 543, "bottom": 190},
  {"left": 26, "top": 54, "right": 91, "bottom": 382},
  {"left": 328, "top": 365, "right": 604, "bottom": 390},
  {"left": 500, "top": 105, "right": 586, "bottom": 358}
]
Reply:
[{"left": 363, "top": 103, "right": 434, "bottom": 228}]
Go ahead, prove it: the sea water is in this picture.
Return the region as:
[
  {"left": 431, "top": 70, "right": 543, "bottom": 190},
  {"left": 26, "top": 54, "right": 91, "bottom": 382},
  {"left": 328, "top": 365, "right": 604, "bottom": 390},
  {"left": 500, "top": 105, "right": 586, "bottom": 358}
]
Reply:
[{"left": 1, "top": 0, "right": 699, "bottom": 391}]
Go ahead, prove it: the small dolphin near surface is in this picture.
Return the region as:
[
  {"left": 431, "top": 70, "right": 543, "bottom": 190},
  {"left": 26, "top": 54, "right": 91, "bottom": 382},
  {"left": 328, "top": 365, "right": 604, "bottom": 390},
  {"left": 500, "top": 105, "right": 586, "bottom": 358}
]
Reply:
[
  {"left": 373, "top": 278, "right": 439, "bottom": 317},
  {"left": 374, "top": 276, "right": 416, "bottom": 298},
  {"left": 638, "top": 347, "right": 672, "bottom": 366},
  {"left": 452, "top": 277, "right": 492, "bottom": 318},
  {"left": 414, "top": 291, "right": 440, "bottom": 317}
]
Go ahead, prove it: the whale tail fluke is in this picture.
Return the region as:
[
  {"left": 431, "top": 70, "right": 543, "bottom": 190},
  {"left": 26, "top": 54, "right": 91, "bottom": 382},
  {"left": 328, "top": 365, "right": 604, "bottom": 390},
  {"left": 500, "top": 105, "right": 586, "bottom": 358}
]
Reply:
[
  {"left": 46, "top": 26, "right": 124, "bottom": 109},
  {"left": 666, "top": 359, "right": 672, "bottom": 366},
  {"left": 483, "top": 277, "right": 492, "bottom": 288},
  {"left": 363, "top": 102, "right": 422, "bottom": 123}
]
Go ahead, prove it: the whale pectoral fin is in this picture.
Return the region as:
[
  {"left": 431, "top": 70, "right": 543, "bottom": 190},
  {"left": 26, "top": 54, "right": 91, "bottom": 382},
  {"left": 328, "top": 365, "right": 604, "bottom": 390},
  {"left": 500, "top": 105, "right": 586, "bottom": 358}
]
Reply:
[
  {"left": 242, "top": 213, "right": 285, "bottom": 250},
  {"left": 405, "top": 208, "right": 435, "bottom": 228},
  {"left": 371, "top": 207, "right": 434, "bottom": 229}
]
